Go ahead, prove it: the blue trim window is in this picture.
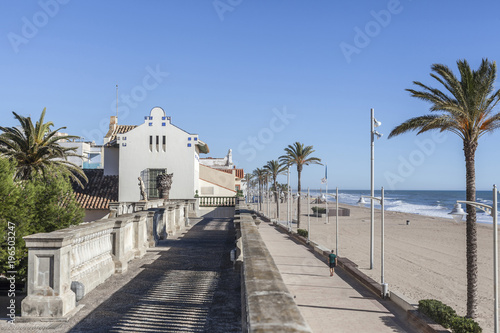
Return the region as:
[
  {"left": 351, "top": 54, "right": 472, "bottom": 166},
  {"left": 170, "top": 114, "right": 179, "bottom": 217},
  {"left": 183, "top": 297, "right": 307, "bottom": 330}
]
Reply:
[
  {"left": 123, "top": 137, "right": 126, "bottom": 140},
  {"left": 187, "top": 143, "right": 191, "bottom": 147},
  {"left": 122, "top": 143, "right": 127, "bottom": 147},
  {"left": 149, "top": 122, "right": 152, "bottom": 126},
  {"left": 194, "top": 137, "right": 198, "bottom": 141},
  {"left": 188, "top": 137, "right": 191, "bottom": 141},
  {"left": 162, "top": 116, "right": 166, "bottom": 120},
  {"left": 162, "top": 122, "right": 166, "bottom": 126}
]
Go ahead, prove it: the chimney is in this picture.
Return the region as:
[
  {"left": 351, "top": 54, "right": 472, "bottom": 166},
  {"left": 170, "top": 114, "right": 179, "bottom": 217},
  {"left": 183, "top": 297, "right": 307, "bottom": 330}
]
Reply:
[{"left": 109, "top": 116, "right": 117, "bottom": 132}]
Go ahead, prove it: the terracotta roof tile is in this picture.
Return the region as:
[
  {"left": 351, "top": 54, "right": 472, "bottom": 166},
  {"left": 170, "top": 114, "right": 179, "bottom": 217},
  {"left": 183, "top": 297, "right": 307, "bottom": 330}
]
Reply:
[
  {"left": 105, "top": 125, "right": 138, "bottom": 142},
  {"left": 72, "top": 169, "right": 118, "bottom": 210}
]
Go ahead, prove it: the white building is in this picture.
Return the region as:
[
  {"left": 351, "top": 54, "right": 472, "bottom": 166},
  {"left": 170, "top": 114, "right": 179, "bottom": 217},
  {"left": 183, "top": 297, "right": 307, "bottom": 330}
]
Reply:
[
  {"left": 57, "top": 140, "right": 103, "bottom": 169},
  {"left": 199, "top": 149, "right": 245, "bottom": 196},
  {"left": 103, "top": 107, "right": 209, "bottom": 202}
]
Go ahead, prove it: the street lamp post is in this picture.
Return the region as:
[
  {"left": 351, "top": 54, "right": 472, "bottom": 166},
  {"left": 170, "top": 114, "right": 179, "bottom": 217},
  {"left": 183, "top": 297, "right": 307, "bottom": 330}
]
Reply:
[
  {"left": 370, "top": 108, "right": 382, "bottom": 270},
  {"left": 449, "top": 185, "right": 498, "bottom": 333},
  {"left": 327, "top": 187, "right": 340, "bottom": 256},
  {"left": 287, "top": 166, "right": 291, "bottom": 231},
  {"left": 358, "top": 187, "right": 387, "bottom": 297},
  {"left": 307, "top": 187, "right": 311, "bottom": 243}
]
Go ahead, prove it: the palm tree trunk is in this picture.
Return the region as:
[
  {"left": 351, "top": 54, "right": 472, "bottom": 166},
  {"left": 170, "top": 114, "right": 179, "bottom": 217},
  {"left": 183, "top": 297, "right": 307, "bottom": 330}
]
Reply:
[
  {"left": 464, "top": 140, "right": 478, "bottom": 318},
  {"left": 297, "top": 168, "right": 301, "bottom": 229},
  {"left": 259, "top": 180, "right": 262, "bottom": 211}
]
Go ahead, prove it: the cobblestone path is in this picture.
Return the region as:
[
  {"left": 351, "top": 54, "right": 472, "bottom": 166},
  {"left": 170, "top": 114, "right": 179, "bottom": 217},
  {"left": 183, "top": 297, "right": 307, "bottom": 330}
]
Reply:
[{"left": 67, "top": 217, "right": 241, "bottom": 333}]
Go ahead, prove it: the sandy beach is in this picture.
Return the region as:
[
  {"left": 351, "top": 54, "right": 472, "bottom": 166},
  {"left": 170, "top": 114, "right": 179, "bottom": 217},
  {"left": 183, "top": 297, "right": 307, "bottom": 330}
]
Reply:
[{"left": 254, "top": 198, "right": 498, "bottom": 332}]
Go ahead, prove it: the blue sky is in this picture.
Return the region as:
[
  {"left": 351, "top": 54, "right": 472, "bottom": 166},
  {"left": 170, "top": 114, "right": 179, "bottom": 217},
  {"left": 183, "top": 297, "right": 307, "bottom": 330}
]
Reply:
[{"left": 1, "top": 0, "right": 500, "bottom": 191}]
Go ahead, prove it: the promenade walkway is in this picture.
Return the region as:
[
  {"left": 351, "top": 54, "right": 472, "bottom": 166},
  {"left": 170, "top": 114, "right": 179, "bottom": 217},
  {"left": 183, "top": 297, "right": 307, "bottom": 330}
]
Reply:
[
  {"left": 258, "top": 221, "right": 418, "bottom": 333},
  {"left": 2, "top": 217, "right": 241, "bottom": 332}
]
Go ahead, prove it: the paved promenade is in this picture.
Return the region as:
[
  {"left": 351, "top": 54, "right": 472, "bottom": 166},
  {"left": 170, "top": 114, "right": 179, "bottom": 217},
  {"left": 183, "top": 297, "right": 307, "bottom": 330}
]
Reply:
[
  {"left": 258, "top": 221, "right": 418, "bottom": 333},
  {"left": 2, "top": 217, "right": 241, "bottom": 332}
]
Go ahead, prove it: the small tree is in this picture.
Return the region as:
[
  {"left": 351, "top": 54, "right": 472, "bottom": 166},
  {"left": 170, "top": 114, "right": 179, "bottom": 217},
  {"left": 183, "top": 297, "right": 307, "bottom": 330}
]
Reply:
[{"left": 0, "top": 158, "right": 84, "bottom": 279}]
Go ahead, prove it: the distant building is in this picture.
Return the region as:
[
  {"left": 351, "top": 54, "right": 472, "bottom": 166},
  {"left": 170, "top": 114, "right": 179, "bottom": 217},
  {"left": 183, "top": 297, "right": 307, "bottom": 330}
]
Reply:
[
  {"left": 57, "top": 140, "right": 103, "bottom": 169},
  {"left": 199, "top": 149, "right": 245, "bottom": 195}
]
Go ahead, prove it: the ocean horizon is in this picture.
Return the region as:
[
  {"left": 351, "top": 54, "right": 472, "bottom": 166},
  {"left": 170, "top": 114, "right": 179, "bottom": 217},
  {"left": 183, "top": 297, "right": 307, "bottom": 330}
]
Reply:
[{"left": 298, "top": 189, "right": 496, "bottom": 225}]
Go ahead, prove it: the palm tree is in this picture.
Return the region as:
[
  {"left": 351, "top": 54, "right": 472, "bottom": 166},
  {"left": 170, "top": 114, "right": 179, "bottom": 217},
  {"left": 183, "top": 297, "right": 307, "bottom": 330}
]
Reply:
[
  {"left": 264, "top": 160, "right": 287, "bottom": 219},
  {"left": 242, "top": 172, "right": 255, "bottom": 203},
  {"left": 253, "top": 168, "right": 267, "bottom": 211},
  {"left": 279, "top": 142, "right": 322, "bottom": 229},
  {"left": 388, "top": 58, "right": 500, "bottom": 318},
  {"left": 0, "top": 108, "right": 88, "bottom": 188}
]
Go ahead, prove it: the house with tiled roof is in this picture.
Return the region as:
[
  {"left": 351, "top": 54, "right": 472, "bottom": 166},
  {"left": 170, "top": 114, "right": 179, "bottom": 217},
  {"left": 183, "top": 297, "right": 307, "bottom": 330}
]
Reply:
[
  {"left": 199, "top": 149, "right": 245, "bottom": 195},
  {"left": 103, "top": 107, "right": 210, "bottom": 202},
  {"left": 72, "top": 169, "right": 119, "bottom": 221}
]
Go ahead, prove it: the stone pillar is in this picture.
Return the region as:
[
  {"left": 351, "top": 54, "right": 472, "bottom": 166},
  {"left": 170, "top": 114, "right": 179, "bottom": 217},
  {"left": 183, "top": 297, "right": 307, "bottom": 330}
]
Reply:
[
  {"left": 167, "top": 205, "right": 175, "bottom": 236},
  {"left": 175, "top": 204, "right": 181, "bottom": 231},
  {"left": 132, "top": 214, "right": 148, "bottom": 258},
  {"left": 159, "top": 208, "right": 167, "bottom": 240},
  {"left": 184, "top": 201, "right": 190, "bottom": 227},
  {"left": 111, "top": 219, "right": 129, "bottom": 274},
  {"left": 21, "top": 231, "right": 76, "bottom": 319}
]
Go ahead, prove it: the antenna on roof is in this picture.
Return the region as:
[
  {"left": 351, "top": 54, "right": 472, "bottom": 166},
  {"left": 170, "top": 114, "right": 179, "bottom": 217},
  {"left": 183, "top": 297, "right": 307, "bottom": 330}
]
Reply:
[{"left": 116, "top": 84, "right": 118, "bottom": 120}]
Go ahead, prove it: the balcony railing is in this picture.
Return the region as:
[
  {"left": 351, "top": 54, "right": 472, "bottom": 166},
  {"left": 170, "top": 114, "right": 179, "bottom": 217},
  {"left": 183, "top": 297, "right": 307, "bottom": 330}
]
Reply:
[{"left": 199, "top": 196, "right": 236, "bottom": 207}]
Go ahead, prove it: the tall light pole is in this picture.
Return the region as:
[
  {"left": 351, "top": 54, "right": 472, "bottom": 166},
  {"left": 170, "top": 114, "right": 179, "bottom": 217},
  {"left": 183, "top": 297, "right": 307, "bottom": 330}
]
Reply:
[
  {"left": 327, "top": 187, "right": 340, "bottom": 256},
  {"left": 370, "top": 108, "right": 382, "bottom": 270},
  {"left": 307, "top": 187, "right": 311, "bottom": 243},
  {"left": 358, "top": 187, "right": 387, "bottom": 297},
  {"left": 287, "top": 166, "right": 291, "bottom": 231},
  {"left": 449, "top": 185, "right": 498, "bottom": 333}
]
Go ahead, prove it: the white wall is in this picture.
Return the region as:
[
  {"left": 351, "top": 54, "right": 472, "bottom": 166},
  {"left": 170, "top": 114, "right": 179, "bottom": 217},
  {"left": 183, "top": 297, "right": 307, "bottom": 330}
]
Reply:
[
  {"left": 199, "top": 179, "right": 236, "bottom": 197},
  {"left": 117, "top": 107, "right": 200, "bottom": 202}
]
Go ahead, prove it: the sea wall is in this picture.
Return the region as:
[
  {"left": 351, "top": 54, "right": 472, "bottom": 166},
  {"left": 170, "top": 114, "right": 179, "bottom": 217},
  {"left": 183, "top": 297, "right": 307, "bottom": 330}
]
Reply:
[{"left": 234, "top": 202, "right": 312, "bottom": 333}]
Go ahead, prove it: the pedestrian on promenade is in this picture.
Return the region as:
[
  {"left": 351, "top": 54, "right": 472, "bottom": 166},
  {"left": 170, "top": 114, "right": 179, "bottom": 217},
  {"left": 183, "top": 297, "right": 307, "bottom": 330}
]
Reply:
[{"left": 328, "top": 250, "right": 337, "bottom": 276}]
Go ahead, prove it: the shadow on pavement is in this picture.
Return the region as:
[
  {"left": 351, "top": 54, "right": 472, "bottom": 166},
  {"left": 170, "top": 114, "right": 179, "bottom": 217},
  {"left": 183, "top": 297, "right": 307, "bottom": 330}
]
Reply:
[{"left": 67, "top": 217, "right": 241, "bottom": 333}]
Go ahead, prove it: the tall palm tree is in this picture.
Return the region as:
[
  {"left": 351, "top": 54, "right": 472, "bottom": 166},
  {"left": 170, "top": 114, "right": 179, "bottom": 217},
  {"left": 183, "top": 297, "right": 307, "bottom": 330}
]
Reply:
[
  {"left": 279, "top": 142, "right": 322, "bottom": 229},
  {"left": 253, "top": 168, "right": 267, "bottom": 211},
  {"left": 0, "top": 108, "right": 88, "bottom": 187},
  {"left": 389, "top": 58, "right": 500, "bottom": 318},
  {"left": 264, "top": 160, "right": 287, "bottom": 219},
  {"left": 242, "top": 172, "right": 254, "bottom": 203}
]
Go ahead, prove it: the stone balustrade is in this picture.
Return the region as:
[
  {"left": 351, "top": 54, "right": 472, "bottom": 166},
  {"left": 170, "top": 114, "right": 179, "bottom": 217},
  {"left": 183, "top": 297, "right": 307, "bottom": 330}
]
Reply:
[
  {"left": 199, "top": 196, "right": 236, "bottom": 207},
  {"left": 21, "top": 199, "right": 193, "bottom": 320}
]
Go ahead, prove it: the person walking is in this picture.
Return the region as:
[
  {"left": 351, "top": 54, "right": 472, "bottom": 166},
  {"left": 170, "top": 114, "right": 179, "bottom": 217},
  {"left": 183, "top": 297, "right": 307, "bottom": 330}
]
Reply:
[{"left": 328, "top": 250, "right": 337, "bottom": 276}]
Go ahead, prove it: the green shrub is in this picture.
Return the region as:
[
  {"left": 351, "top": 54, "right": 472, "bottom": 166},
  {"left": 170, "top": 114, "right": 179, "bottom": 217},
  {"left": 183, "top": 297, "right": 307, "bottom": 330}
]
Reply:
[
  {"left": 297, "top": 229, "right": 308, "bottom": 238},
  {"left": 418, "top": 299, "right": 456, "bottom": 328},
  {"left": 450, "top": 316, "right": 482, "bottom": 333},
  {"left": 418, "top": 299, "right": 482, "bottom": 332},
  {"left": 311, "top": 206, "right": 326, "bottom": 214}
]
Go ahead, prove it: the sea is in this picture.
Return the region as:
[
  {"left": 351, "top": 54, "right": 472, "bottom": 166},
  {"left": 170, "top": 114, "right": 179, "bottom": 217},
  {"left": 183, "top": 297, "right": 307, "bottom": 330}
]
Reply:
[{"left": 303, "top": 189, "right": 496, "bottom": 225}]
